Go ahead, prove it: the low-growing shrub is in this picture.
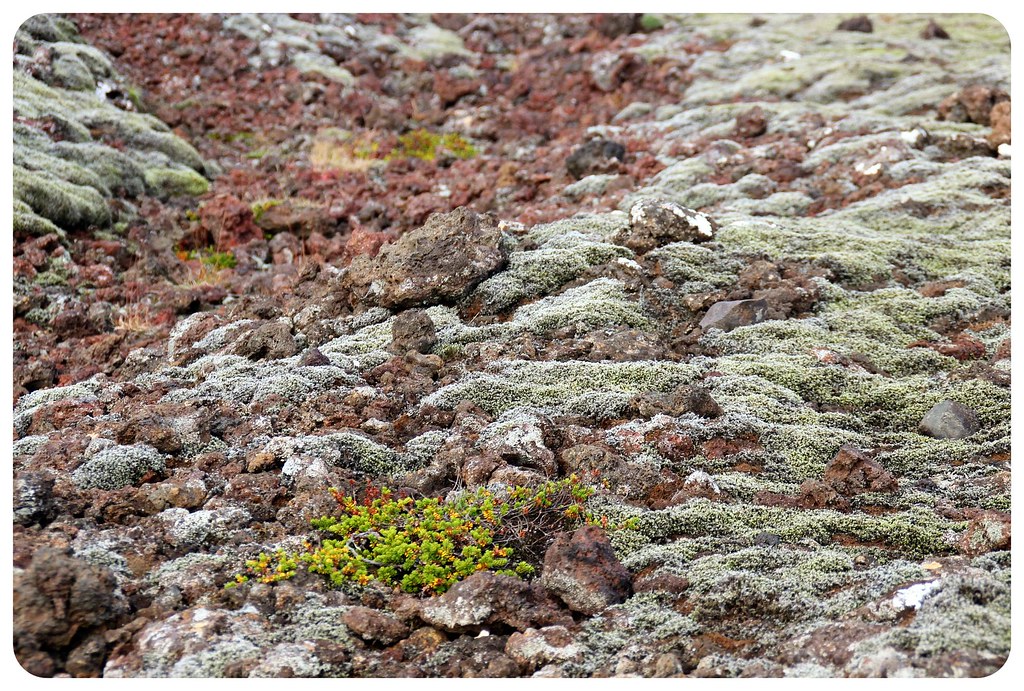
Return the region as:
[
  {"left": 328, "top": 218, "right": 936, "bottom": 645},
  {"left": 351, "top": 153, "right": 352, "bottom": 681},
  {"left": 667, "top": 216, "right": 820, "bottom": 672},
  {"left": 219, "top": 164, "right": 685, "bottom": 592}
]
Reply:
[
  {"left": 386, "top": 128, "right": 477, "bottom": 162},
  {"left": 229, "top": 474, "right": 631, "bottom": 595}
]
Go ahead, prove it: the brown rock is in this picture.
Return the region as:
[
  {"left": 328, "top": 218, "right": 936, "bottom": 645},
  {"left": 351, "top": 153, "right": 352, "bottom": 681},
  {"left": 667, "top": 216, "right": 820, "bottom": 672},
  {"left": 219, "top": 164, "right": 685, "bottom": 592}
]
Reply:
[
  {"left": 632, "top": 570, "right": 690, "bottom": 595},
  {"left": 433, "top": 70, "right": 482, "bottom": 106},
  {"left": 591, "top": 14, "right": 641, "bottom": 38},
  {"left": 938, "top": 85, "right": 1009, "bottom": 126},
  {"left": 921, "top": 19, "right": 951, "bottom": 40},
  {"left": 505, "top": 625, "right": 582, "bottom": 669},
  {"left": 390, "top": 309, "right": 437, "bottom": 355},
  {"left": 958, "top": 510, "right": 1011, "bottom": 556},
  {"left": 566, "top": 139, "right": 626, "bottom": 180},
  {"left": 798, "top": 479, "right": 851, "bottom": 511},
  {"left": 343, "top": 207, "right": 509, "bottom": 309},
  {"left": 297, "top": 347, "right": 332, "bottom": 366},
  {"left": 734, "top": 105, "right": 768, "bottom": 138},
  {"left": 837, "top": 15, "right": 873, "bottom": 33},
  {"left": 823, "top": 444, "right": 899, "bottom": 495},
  {"left": 541, "top": 525, "right": 632, "bottom": 615},
  {"left": 699, "top": 298, "right": 769, "bottom": 332},
  {"left": 419, "top": 571, "right": 571, "bottom": 633},
  {"left": 988, "top": 100, "right": 1011, "bottom": 149},
  {"left": 253, "top": 199, "right": 337, "bottom": 238},
  {"left": 622, "top": 199, "right": 716, "bottom": 253},
  {"left": 14, "top": 548, "right": 127, "bottom": 676},
  {"left": 342, "top": 606, "right": 410, "bottom": 646},
  {"left": 341, "top": 225, "right": 395, "bottom": 265},
  {"left": 231, "top": 320, "right": 298, "bottom": 361},
  {"left": 670, "top": 384, "right": 723, "bottom": 418},
  {"left": 195, "top": 194, "right": 264, "bottom": 250}
]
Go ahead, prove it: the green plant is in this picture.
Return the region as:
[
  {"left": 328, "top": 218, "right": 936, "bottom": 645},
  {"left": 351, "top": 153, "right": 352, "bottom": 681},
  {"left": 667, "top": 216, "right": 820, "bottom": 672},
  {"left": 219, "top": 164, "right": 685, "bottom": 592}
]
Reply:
[
  {"left": 193, "top": 247, "right": 237, "bottom": 270},
  {"left": 228, "top": 475, "right": 632, "bottom": 595},
  {"left": 250, "top": 199, "right": 282, "bottom": 223},
  {"left": 386, "top": 128, "right": 477, "bottom": 162}
]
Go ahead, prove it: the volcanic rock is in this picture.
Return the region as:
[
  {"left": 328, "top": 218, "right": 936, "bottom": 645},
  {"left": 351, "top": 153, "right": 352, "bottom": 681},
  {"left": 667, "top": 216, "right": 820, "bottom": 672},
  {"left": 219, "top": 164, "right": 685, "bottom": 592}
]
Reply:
[
  {"left": 823, "top": 444, "right": 899, "bottom": 495},
  {"left": 621, "top": 199, "right": 717, "bottom": 253},
  {"left": 918, "top": 400, "right": 981, "bottom": 439},
  {"left": 566, "top": 139, "right": 626, "bottom": 180},
  {"left": 419, "top": 571, "right": 571, "bottom": 633},
  {"left": 699, "top": 298, "right": 769, "bottom": 332},
  {"left": 837, "top": 16, "right": 873, "bottom": 33},
  {"left": 541, "top": 525, "right": 632, "bottom": 615},
  {"left": 390, "top": 309, "right": 438, "bottom": 354},
  {"left": 343, "top": 207, "right": 509, "bottom": 309}
]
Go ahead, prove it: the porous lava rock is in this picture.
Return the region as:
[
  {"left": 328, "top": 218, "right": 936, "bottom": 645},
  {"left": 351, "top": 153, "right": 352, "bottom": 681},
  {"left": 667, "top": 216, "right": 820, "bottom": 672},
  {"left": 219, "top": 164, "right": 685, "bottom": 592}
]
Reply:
[
  {"left": 918, "top": 400, "right": 981, "bottom": 439},
  {"left": 540, "top": 525, "right": 632, "bottom": 615},
  {"left": 418, "top": 571, "right": 572, "bottom": 633},
  {"left": 389, "top": 309, "right": 438, "bottom": 354},
  {"left": 988, "top": 100, "right": 1011, "bottom": 149},
  {"left": 620, "top": 199, "right": 717, "bottom": 253},
  {"left": 938, "top": 84, "right": 1009, "bottom": 126},
  {"left": 342, "top": 207, "right": 509, "bottom": 309},
  {"left": 699, "top": 298, "right": 769, "bottom": 332},
  {"left": 837, "top": 16, "right": 873, "bottom": 33},
  {"left": 14, "top": 548, "right": 128, "bottom": 676},
  {"left": 566, "top": 139, "right": 626, "bottom": 180},
  {"left": 822, "top": 444, "right": 899, "bottom": 495}
]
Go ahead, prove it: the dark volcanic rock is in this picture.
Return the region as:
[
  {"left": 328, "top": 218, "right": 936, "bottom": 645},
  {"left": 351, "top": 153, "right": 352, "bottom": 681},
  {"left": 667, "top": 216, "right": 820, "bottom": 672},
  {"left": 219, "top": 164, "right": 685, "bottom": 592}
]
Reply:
[
  {"left": 418, "top": 571, "right": 572, "bottom": 633},
  {"left": 342, "top": 606, "right": 411, "bottom": 645},
  {"left": 699, "top": 298, "right": 769, "bottom": 332},
  {"left": 621, "top": 199, "right": 717, "bottom": 253},
  {"left": 988, "top": 100, "right": 1011, "bottom": 149},
  {"left": 592, "top": 14, "right": 641, "bottom": 38},
  {"left": 918, "top": 400, "right": 980, "bottom": 439},
  {"left": 823, "top": 444, "right": 898, "bottom": 495},
  {"left": 921, "top": 19, "right": 951, "bottom": 40},
  {"left": 297, "top": 346, "right": 331, "bottom": 366},
  {"left": 837, "top": 16, "right": 873, "bottom": 33},
  {"left": 343, "top": 207, "right": 509, "bottom": 309},
  {"left": 14, "top": 548, "right": 127, "bottom": 676},
  {"left": 958, "top": 510, "right": 1011, "bottom": 556},
  {"left": 938, "top": 85, "right": 1009, "bottom": 126},
  {"left": 566, "top": 138, "right": 626, "bottom": 180},
  {"left": 390, "top": 309, "right": 438, "bottom": 354},
  {"left": 231, "top": 320, "right": 298, "bottom": 361},
  {"left": 13, "top": 472, "right": 57, "bottom": 526},
  {"left": 541, "top": 525, "right": 632, "bottom": 615},
  {"left": 734, "top": 105, "right": 768, "bottom": 138}
]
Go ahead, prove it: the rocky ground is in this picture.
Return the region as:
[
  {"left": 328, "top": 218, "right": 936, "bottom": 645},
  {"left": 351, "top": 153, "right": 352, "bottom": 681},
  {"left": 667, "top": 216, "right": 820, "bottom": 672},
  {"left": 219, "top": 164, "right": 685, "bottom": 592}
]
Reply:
[{"left": 11, "top": 13, "right": 1011, "bottom": 678}]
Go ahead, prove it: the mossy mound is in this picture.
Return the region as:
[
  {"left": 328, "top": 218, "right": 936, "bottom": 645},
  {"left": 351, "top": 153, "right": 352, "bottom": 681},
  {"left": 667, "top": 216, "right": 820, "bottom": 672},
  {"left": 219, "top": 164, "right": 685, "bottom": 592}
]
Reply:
[{"left": 13, "top": 16, "right": 211, "bottom": 237}]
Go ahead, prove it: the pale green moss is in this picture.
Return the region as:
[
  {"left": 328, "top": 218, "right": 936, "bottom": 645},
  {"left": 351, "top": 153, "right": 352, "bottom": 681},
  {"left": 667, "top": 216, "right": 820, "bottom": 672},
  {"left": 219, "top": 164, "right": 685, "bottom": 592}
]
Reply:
[
  {"left": 609, "top": 499, "right": 963, "bottom": 556},
  {"left": 144, "top": 167, "right": 210, "bottom": 197},
  {"left": 400, "top": 23, "right": 471, "bottom": 61},
  {"left": 72, "top": 443, "right": 166, "bottom": 490},
  {"left": 53, "top": 141, "right": 148, "bottom": 197},
  {"left": 446, "top": 278, "right": 649, "bottom": 345},
  {"left": 846, "top": 568, "right": 1010, "bottom": 675},
  {"left": 563, "top": 591, "right": 699, "bottom": 676},
  {"left": 15, "top": 145, "right": 110, "bottom": 196},
  {"left": 291, "top": 51, "right": 355, "bottom": 85},
  {"left": 13, "top": 199, "right": 64, "bottom": 237},
  {"left": 14, "top": 165, "right": 111, "bottom": 230},
  {"left": 524, "top": 212, "right": 629, "bottom": 245},
  {"left": 423, "top": 359, "right": 702, "bottom": 417},
  {"left": 647, "top": 241, "right": 742, "bottom": 293},
  {"left": 471, "top": 232, "right": 632, "bottom": 313}
]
